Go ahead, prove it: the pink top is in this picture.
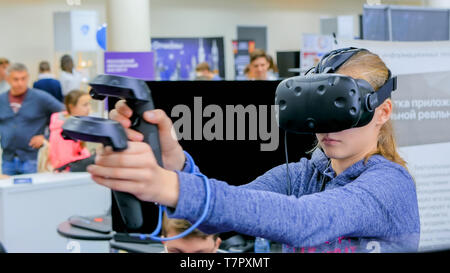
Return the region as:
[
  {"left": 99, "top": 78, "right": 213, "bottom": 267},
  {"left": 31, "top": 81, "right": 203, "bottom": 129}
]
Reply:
[{"left": 49, "top": 111, "right": 91, "bottom": 169}]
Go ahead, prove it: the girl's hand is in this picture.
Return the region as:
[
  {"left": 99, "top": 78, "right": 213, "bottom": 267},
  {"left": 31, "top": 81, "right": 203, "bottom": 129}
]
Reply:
[
  {"left": 87, "top": 142, "right": 180, "bottom": 208},
  {"left": 109, "top": 100, "right": 185, "bottom": 171}
]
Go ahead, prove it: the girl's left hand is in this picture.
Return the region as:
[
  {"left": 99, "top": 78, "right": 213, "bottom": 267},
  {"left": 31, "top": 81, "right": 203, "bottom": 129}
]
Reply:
[{"left": 87, "top": 141, "right": 180, "bottom": 208}]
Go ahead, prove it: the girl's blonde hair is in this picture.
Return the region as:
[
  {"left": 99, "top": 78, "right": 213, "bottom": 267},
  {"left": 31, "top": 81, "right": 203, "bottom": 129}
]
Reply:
[{"left": 336, "top": 50, "right": 407, "bottom": 168}]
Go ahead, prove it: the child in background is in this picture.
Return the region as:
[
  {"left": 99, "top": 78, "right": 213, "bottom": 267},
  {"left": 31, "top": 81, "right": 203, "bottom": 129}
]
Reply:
[
  {"left": 48, "top": 90, "right": 91, "bottom": 170},
  {"left": 161, "top": 213, "right": 222, "bottom": 253}
]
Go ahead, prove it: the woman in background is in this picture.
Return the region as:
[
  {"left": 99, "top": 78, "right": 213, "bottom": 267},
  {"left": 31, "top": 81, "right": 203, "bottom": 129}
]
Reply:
[{"left": 59, "top": 55, "right": 82, "bottom": 97}]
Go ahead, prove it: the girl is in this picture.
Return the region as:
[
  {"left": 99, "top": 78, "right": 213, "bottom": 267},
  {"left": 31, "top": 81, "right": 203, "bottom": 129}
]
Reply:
[
  {"left": 87, "top": 49, "right": 420, "bottom": 253},
  {"left": 48, "top": 90, "right": 91, "bottom": 170}
]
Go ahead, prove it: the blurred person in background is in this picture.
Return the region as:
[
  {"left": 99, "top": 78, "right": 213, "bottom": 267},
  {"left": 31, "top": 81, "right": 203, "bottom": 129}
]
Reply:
[
  {"left": 266, "top": 54, "right": 279, "bottom": 80},
  {"left": 161, "top": 213, "right": 223, "bottom": 253},
  {"left": 59, "top": 54, "right": 82, "bottom": 97},
  {"left": 48, "top": 90, "right": 91, "bottom": 170},
  {"left": 0, "top": 58, "right": 10, "bottom": 94},
  {"left": 194, "top": 62, "right": 222, "bottom": 81},
  {"left": 245, "top": 49, "right": 278, "bottom": 81},
  {"left": 33, "top": 61, "right": 63, "bottom": 102},
  {"left": 0, "top": 63, "right": 63, "bottom": 175}
]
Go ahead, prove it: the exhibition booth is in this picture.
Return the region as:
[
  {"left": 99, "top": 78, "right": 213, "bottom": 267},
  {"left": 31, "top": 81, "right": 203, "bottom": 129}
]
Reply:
[{"left": 1, "top": 0, "right": 450, "bottom": 258}]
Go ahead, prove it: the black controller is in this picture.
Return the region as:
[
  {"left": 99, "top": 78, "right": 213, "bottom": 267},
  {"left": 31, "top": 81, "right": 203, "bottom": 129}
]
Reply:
[{"left": 62, "top": 74, "right": 162, "bottom": 232}]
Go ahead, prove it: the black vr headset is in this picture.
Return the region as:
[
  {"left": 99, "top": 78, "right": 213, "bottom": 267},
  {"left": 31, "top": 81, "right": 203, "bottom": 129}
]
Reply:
[{"left": 275, "top": 47, "right": 397, "bottom": 133}]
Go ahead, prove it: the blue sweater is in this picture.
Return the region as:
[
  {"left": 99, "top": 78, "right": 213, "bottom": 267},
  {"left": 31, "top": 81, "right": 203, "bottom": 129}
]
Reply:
[
  {"left": 0, "top": 89, "right": 64, "bottom": 161},
  {"left": 33, "top": 78, "right": 64, "bottom": 102},
  {"left": 168, "top": 149, "right": 420, "bottom": 253}
]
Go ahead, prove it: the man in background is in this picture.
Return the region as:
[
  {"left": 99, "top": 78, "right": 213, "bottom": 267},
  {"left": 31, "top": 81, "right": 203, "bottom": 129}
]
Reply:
[
  {"left": 245, "top": 49, "right": 278, "bottom": 81},
  {"left": 0, "top": 58, "right": 10, "bottom": 94},
  {"left": 0, "top": 63, "right": 64, "bottom": 175},
  {"left": 33, "top": 61, "right": 63, "bottom": 102}
]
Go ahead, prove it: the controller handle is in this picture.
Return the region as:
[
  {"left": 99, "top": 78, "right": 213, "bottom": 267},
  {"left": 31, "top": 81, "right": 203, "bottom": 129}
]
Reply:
[
  {"left": 113, "top": 98, "right": 162, "bottom": 232},
  {"left": 109, "top": 102, "right": 147, "bottom": 230},
  {"left": 128, "top": 99, "right": 163, "bottom": 167},
  {"left": 113, "top": 191, "right": 144, "bottom": 230}
]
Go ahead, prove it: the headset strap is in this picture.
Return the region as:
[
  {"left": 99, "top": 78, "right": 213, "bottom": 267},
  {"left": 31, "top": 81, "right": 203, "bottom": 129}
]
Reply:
[
  {"left": 316, "top": 47, "right": 398, "bottom": 110},
  {"left": 315, "top": 47, "right": 363, "bottom": 73},
  {"left": 367, "top": 76, "right": 397, "bottom": 111}
]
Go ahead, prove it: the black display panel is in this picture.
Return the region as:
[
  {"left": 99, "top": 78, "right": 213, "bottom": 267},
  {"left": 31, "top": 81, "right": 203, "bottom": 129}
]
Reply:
[
  {"left": 276, "top": 51, "right": 300, "bottom": 79},
  {"left": 108, "top": 80, "right": 317, "bottom": 238}
]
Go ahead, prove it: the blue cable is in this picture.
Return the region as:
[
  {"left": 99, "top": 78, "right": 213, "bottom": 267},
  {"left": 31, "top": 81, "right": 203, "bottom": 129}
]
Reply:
[{"left": 129, "top": 151, "right": 211, "bottom": 242}]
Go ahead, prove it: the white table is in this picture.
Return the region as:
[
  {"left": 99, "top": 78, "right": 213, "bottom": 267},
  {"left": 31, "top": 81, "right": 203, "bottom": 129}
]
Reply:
[{"left": 0, "top": 172, "right": 111, "bottom": 253}]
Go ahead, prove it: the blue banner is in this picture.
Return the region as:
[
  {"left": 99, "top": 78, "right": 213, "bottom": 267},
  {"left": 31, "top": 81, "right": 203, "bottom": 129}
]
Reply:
[{"left": 151, "top": 37, "right": 225, "bottom": 81}]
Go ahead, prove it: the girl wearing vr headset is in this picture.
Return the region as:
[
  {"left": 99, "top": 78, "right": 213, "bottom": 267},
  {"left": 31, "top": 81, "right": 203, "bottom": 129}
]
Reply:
[{"left": 87, "top": 48, "right": 419, "bottom": 253}]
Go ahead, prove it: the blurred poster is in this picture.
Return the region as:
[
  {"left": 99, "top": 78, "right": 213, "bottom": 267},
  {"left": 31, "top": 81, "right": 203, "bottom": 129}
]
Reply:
[
  {"left": 104, "top": 52, "right": 155, "bottom": 80},
  {"left": 53, "top": 11, "right": 98, "bottom": 52},
  {"left": 151, "top": 37, "right": 225, "bottom": 81},
  {"left": 300, "top": 34, "right": 334, "bottom": 70},
  {"left": 392, "top": 71, "right": 450, "bottom": 252},
  {"left": 71, "top": 11, "right": 98, "bottom": 52},
  {"left": 232, "top": 40, "right": 255, "bottom": 80},
  {"left": 392, "top": 71, "right": 450, "bottom": 147},
  {"left": 338, "top": 39, "right": 450, "bottom": 252},
  {"left": 337, "top": 39, "right": 450, "bottom": 76}
]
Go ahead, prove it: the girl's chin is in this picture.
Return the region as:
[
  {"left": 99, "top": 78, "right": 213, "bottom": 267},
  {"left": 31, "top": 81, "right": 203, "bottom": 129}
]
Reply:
[{"left": 321, "top": 148, "right": 345, "bottom": 160}]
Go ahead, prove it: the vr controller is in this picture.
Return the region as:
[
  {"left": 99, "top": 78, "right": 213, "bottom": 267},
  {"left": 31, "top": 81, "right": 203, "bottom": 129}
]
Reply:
[{"left": 62, "top": 74, "right": 162, "bottom": 231}]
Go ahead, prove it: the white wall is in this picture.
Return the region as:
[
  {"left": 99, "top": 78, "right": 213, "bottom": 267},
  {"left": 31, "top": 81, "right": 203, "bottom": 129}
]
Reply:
[
  {"left": 0, "top": 0, "right": 369, "bottom": 81},
  {"left": 427, "top": 0, "right": 450, "bottom": 7},
  {"left": 0, "top": 0, "right": 431, "bottom": 81},
  {"left": 0, "top": 0, "right": 106, "bottom": 82},
  {"left": 149, "top": 0, "right": 368, "bottom": 79}
]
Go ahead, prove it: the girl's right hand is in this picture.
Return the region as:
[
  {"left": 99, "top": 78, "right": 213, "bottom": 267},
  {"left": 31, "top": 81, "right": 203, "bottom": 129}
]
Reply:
[{"left": 109, "top": 100, "right": 186, "bottom": 171}]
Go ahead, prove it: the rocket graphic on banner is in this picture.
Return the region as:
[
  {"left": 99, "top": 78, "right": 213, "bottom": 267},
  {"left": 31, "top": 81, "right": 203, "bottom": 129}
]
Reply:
[{"left": 151, "top": 37, "right": 225, "bottom": 81}]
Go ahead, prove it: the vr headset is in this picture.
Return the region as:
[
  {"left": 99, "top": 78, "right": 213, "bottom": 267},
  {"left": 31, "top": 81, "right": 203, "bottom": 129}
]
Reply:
[{"left": 275, "top": 47, "right": 397, "bottom": 133}]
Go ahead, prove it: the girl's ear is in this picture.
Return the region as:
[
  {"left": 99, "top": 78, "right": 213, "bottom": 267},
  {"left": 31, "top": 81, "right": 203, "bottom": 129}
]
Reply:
[
  {"left": 67, "top": 103, "right": 74, "bottom": 115},
  {"left": 213, "top": 237, "right": 222, "bottom": 253},
  {"left": 375, "top": 99, "right": 392, "bottom": 126}
]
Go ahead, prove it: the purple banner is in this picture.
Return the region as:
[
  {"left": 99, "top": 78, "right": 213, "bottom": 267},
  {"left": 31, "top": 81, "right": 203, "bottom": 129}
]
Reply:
[{"left": 104, "top": 51, "right": 155, "bottom": 80}]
